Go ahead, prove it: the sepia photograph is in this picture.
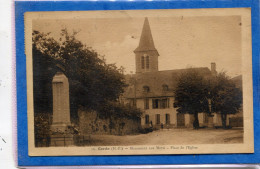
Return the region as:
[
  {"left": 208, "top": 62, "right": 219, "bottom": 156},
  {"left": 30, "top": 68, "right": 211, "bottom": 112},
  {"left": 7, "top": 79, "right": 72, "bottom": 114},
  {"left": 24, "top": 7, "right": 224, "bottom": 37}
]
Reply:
[{"left": 25, "top": 8, "right": 253, "bottom": 156}]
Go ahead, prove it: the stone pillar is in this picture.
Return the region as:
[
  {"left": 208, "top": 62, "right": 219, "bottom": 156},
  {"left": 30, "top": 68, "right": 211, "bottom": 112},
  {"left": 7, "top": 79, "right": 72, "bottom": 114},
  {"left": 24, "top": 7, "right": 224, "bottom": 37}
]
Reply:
[{"left": 51, "top": 72, "right": 71, "bottom": 132}]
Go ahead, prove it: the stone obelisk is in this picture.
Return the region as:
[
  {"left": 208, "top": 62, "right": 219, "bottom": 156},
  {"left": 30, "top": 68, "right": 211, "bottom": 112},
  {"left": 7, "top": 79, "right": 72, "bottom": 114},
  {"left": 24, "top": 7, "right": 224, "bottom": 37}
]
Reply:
[{"left": 51, "top": 72, "right": 71, "bottom": 132}]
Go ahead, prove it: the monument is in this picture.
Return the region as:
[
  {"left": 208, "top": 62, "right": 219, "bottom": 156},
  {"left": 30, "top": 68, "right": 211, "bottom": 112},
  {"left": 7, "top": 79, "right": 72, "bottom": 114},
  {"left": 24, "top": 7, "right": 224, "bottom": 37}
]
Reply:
[{"left": 50, "top": 72, "right": 73, "bottom": 146}]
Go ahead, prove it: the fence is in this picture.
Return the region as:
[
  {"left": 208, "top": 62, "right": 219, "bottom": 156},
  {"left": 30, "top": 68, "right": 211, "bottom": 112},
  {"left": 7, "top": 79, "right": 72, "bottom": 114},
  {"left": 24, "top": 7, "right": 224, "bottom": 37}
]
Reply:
[{"left": 35, "top": 135, "right": 92, "bottom": 147}]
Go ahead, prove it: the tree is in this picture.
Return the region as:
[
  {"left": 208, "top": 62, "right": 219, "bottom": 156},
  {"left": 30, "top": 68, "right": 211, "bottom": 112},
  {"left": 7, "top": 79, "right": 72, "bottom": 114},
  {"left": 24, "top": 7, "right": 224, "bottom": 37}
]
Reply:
[
  {"left": 98, "top": 101, "right": 143, "bottom": 120},
  {"left": 211, "top": 72, "right": 242, "bottom": 128},
  {"left": 32, "top": 29, "right": 127, "bottom": 121},
  {"left": 174, "top": 69, "right": 209, "bottom": 129}
]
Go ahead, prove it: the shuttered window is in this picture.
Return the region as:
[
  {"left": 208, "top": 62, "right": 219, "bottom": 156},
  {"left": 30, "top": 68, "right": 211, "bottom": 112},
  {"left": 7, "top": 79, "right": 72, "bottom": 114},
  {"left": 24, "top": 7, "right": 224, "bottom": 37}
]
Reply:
[
  {"left": 141, "top": 56, "right": 145, "bottom": 69},
  {"left": 144, "top": 98, "right": 149, "bottom": 109},
  {"left": 146, "top": 55, "right": 149, "bottom": 69}
]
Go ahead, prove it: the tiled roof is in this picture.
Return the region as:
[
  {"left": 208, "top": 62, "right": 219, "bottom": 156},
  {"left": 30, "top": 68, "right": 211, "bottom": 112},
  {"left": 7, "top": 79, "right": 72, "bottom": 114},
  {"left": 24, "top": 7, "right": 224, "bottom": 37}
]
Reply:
[{"left": 123, "top": 67, "right": 211, "bottom": 99}]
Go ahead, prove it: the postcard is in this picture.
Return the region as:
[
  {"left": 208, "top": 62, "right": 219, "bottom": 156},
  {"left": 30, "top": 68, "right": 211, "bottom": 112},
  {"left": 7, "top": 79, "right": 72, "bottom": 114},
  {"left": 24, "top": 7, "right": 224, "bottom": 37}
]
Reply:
[{"left": 24, "top": 8, "right": 253, "bottom": 156}]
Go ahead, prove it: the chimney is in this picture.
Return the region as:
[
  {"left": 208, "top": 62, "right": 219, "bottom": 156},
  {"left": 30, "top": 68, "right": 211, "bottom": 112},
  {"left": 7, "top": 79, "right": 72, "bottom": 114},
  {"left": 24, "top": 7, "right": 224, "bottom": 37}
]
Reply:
[{"left": 211, "top": 62, "right": 217, "bottom": 75}]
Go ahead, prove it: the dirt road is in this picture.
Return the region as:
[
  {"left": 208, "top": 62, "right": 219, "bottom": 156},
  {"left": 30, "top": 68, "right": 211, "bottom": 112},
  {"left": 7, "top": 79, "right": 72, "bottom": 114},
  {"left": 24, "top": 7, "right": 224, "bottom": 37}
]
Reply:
[{"left": 82, "top": 128, "right": 243, "bottom": 146}]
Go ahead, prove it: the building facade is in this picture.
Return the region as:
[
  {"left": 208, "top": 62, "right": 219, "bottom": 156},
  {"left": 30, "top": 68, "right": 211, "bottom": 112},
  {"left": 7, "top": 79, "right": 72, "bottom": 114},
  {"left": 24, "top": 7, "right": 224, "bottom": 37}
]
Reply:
[{"left": 122, "top": 18, "right": 242, "bottom": 129}]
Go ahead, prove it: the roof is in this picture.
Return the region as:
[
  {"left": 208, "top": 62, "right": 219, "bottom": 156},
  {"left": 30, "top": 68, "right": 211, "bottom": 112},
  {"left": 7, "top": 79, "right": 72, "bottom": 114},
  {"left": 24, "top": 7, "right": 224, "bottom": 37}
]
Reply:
[
  {"left": 231, "top": 75, "right": 242, "bottom": 89},
  {"left": 123, "top": 67, "right": 212, "bottom": 99},
  {"left": 134, "top": 18, "right": 159, "bottom": 56}
]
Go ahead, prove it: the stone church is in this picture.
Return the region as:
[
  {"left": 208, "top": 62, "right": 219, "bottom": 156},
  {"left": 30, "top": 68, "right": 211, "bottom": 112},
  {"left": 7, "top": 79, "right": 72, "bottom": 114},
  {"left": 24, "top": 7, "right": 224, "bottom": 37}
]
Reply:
[{"left": 122, "top": 18, "right": 242, "bottom": 129}]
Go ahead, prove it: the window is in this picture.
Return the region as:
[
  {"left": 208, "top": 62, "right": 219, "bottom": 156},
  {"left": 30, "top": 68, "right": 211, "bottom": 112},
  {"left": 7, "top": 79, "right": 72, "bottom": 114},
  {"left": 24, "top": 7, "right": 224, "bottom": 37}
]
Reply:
[
  {"left": 143, "top": 86, "right": 150, "bottom": 93},
  {"left": 141, "top": 56, "right": 145, "bottom": 69},
  {"left": 153, "top": 98, "right": 169, "bottom": 109},
  {"left": 144, "top": 98, "right": 149, "bottom": 109},
  {"left": 145, "top": 115, "right": 150, "bottom": 124},
  {"left": 160, "top": 98, "right": 169, "bottom": 109},
  {"left": 162, "top": 84, "right": 169, "bottom": 91},
  {"left": 133, "top": 99, "right": 136, "bottom": 107},
  {"left": 166, "top": 114, "right": 170, "bottom": 124},
  {"left": 146, "top": 55, "right": 150, "bottom": 69},
  {"left": 156, "top": 114, "right": 160, "bottom": 124},
  {"left": 152, "top": 99, "right": 159, "bottom": 109},
  {"left": 130, "top": 99, "right": 136, "bottom": 107}
]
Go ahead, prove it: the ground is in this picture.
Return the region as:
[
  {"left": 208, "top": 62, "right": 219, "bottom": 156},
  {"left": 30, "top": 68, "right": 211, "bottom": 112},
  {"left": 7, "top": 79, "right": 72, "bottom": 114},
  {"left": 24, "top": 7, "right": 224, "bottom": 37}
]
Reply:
[{"left": 81, "top": 128, "right": 243, "bottom": 146}]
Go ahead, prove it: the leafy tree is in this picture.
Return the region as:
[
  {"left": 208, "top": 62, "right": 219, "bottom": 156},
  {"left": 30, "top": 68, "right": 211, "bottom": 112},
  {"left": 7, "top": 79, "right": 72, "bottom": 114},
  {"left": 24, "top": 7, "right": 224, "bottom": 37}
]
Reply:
[
  {"left": 174, "top": 69, "right": 209, "bottom": 129},
  {"left": 33, "top": 29, "right": 127, "bottom": 121},
  {"left": 211, "top": 72, "right": 242, "bottom": 128},
  {"left": 98, "top": 101, "right": 143, "bottom": 120}
]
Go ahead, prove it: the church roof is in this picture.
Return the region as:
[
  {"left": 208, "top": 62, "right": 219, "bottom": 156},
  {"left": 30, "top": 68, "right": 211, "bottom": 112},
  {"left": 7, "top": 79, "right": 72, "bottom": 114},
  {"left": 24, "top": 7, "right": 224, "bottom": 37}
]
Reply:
[
  {"left": 123, "top": 67, "right": 212, "bottom": 99},
  {"left": 134, "top": 18, "right": 159, "bottom": 55}
]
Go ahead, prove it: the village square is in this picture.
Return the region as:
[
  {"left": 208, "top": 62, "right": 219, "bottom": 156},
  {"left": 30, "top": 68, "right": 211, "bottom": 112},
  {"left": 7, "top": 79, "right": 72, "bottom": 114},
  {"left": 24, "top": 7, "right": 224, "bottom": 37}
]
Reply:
[{"left": 32, "top": 17, "right": 243, "bottom": 147}]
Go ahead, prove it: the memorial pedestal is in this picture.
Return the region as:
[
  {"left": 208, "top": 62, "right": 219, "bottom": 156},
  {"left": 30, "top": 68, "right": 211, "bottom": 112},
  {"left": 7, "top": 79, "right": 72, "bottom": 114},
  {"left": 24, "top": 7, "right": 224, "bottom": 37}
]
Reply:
[
  {"left": 50, "top": 134, "right": 74, "bottom": 147},
  {"left": 51, "top": 122, "right": 71, "bottom": 133}
]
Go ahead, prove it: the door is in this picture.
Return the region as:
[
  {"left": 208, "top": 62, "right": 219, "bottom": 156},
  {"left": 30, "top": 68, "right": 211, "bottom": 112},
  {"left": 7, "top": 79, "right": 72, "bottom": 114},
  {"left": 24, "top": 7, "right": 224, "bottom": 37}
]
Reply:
[{"left": 177, "top": 113, "right": 185, "bottom": 127}]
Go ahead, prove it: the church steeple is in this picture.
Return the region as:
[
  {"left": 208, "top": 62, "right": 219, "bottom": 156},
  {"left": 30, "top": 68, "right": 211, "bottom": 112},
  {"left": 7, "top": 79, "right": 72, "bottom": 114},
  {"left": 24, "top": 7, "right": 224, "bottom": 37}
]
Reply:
[
  {"left": 134, "top": 18, "right": 159, "bottom": 54},
  {"left": 134, "top": 17, "right": 159, "bottom": 74}
]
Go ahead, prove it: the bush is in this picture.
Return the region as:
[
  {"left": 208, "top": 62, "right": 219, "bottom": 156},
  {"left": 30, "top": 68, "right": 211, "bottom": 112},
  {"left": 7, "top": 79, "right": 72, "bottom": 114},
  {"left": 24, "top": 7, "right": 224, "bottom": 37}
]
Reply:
[
  {"left": 34, "top": 113, "right": 51, "bottom": 147},
  {"left": 139, "top": 127, "right": 153, "bottom": 134}
]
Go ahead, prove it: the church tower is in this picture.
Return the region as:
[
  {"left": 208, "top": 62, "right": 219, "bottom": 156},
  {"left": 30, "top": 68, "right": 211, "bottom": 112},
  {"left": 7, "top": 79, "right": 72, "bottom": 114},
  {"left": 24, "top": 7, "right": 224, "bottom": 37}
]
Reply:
[{"left": 134, "top": 17, "right": 159, "bottom": 74}]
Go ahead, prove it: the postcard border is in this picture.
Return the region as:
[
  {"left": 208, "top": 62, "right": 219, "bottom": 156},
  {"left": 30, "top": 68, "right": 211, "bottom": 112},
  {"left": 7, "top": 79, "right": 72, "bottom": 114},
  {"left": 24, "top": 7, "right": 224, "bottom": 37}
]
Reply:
[
  {"left": 15, "top": 0, "right": 260, "bottom": 166},
  {"left": 25, "top": 8, "right": 253, "bottom": 156}
]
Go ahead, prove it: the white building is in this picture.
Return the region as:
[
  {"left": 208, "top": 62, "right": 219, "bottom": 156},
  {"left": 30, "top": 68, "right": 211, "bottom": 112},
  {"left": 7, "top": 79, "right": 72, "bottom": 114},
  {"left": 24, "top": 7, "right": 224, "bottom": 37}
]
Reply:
[{"left": 122, "top": 18, "right": 223, "bottom": 129}]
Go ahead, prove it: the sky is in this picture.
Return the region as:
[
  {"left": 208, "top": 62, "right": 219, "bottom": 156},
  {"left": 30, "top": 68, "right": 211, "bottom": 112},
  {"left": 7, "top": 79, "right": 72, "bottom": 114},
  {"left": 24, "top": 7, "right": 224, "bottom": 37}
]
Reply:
[{"left": 33, "top": 15, "right": 242, "bottom": 77}]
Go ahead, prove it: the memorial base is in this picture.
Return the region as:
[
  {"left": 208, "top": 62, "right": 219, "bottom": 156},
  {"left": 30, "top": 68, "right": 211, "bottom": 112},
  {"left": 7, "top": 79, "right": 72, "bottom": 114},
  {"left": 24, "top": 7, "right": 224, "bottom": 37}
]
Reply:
[
  {"left": 51, "top": 122, "right": 71, "bottom": 133},
  {"left": 50, "top": 134, "right": 74, "bottom": 147}
]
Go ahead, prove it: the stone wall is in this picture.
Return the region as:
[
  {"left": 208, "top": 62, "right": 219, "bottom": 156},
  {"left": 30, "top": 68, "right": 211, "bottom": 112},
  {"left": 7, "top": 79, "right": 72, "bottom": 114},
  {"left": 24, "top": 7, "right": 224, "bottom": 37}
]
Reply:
[
  {"left": 229, "top": 117, "right": 243, "bottom": 127},
  {"left": 228, "top": 109, "right": 243, "bottom": 127},
  {"left": 78, "top": 109, "right": 141, "bottom": 136}
]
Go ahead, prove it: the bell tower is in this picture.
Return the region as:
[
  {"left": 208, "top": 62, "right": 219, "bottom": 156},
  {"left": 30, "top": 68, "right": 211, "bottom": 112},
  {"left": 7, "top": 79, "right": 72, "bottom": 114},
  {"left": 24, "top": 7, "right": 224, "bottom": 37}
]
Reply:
[{"left": 134, "top": 17, "right": 159, "bottom": 74}]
